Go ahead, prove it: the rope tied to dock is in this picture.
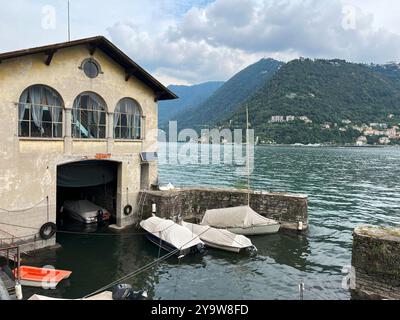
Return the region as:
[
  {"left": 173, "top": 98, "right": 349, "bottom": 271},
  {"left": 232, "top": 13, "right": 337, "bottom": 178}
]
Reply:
[{"left": 83, "top": 227, "right": 210, "bottom": 299}]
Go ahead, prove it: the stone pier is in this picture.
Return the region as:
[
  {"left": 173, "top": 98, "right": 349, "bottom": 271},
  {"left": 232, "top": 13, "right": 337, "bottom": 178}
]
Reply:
[
  {"left": 139, "top": 187, "right": 308, "bottom": 232},
  {"left": 352, "top": 225, "right": 400, "bottom": 300}
]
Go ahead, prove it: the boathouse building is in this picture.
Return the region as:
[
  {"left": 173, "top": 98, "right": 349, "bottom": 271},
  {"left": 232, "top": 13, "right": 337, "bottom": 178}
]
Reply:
[{"left": 0, "top": 36, "right": 177, "bottom": 250}]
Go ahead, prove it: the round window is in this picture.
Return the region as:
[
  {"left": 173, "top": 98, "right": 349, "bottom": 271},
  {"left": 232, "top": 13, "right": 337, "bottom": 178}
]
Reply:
[{"left": 83, "top": 59, "right": 100, "bottom": 78}]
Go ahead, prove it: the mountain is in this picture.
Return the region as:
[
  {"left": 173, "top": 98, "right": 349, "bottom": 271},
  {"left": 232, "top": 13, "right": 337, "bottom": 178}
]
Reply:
[
  {"left": 158, "top": 81, "right": 224, "bottom": 128},
  {"left": 226, "top": 58, "right": 400, "bottom": 144},
  {"left": 230, "top": 58, "right": 400, "bottom": 124},
  {"left": 173, "top": 58, "right": 284, "bottom": 130}
]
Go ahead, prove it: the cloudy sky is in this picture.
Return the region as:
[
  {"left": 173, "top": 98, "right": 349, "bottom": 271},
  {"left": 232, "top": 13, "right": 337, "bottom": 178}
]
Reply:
[{"left": 1, "top": 0, "right": 399, "bottom": 85}]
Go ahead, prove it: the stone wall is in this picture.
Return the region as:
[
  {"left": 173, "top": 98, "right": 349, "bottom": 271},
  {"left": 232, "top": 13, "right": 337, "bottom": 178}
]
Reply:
[
  {"left": 138, "top": 188, "right": 308, "bottom": 231},
  {"left": 352, "top": 226, "right": 400, "bottom": 300}
]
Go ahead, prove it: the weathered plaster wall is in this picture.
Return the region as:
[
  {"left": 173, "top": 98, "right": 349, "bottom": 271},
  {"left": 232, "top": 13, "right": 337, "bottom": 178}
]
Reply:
[
  {"left": 352, "top": 226, "right": 400, "bottom": 300},
  {"left": 0, "top": 45, "right": 159, "bottom": 248},
  {"left": 138, "top": 188, "right": 308, "bottom": 231}
]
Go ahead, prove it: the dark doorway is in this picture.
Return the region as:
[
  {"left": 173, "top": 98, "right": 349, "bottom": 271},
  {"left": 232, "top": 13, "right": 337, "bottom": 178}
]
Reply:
[{"left": 56, "top": 160, "right": 119, "bottom": 229}]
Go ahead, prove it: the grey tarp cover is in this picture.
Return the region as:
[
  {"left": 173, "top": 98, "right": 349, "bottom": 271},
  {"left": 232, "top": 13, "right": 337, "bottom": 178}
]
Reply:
[
  {"left": 57, "top": 161, "right": 117, "bottom": 187},
  {"left": 182, "top": 222, "right": 253, "bottom": 249},
  {"left": 140, "top": 217, "right": 204, "bottom": 250},
  {"left": 201, "top": 206, "right": 278, "bottom": 228},
  {"left": 63, "top": 200, "right": 103, "bottom": 218}
]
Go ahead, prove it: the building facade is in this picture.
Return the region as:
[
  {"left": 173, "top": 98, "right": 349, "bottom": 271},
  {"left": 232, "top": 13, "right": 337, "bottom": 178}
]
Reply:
[{"left": 0, "top": 36, "right": 176, "bottom": 250}]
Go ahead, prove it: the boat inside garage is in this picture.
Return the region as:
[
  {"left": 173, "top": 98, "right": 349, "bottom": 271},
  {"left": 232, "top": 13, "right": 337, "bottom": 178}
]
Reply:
[{"left": 56, "top": 160, "right": 120, "bottom": 228}]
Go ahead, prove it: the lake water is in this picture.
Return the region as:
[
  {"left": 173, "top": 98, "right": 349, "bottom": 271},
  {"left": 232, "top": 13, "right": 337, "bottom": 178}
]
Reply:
[{"left": 23, "top": 146, "right": 400, "bottom": 300}]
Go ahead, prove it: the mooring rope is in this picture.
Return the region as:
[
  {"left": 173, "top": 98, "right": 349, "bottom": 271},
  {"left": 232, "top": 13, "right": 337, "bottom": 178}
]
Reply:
[
  {"left": 82, "top": 227, "right": 210, "bottom": 299},
  {"left": 0, "top": 197, "right": 47, "bottom": 214}
]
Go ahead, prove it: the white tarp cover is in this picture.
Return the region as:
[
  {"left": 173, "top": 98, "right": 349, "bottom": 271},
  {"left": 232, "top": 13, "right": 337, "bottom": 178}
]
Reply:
[
  {"left": 140, "top": 217, "right": 204, "bottom": 250},
  {"left": 182, "top": 222, "right": 253, "bottom": 249},
  {"left": 63, "top": 200, "right": 103, "bottom": 218},
  {"left": 201, "top": 206, "right": 278, "bottom": 229}
]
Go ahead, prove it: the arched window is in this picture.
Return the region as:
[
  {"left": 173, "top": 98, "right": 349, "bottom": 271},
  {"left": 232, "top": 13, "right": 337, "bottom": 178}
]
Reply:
[
  {"left": 72, "top": 92, "right": 106, "bottom": 139},
  {"left": 114, "top": 98, "right": 142, "bottom": 140},
  {"left": 18, "top": 85, "right": 63, "bottom": 138}
]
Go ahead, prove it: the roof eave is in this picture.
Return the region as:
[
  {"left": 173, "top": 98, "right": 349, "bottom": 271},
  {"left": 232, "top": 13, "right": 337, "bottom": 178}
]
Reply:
[{"left": 0, "top": 36, "right": 178, "bottom": 101}]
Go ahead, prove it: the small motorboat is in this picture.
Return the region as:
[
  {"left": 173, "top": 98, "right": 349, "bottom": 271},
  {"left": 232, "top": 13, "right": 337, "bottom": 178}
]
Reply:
[
  {"left": 140, "top": 217, "right": 206, "bottom": 256},
  {"left": 182, "top": 221, "right": 257, "bottom": 253},
  {"left": 29, "top": 284, "right": 148, "bottom": 300},
  {"left": 201, "top": 206, "right": 280, "bottom": 235},
  {"left": 29, "top": 292, "right": 112, "bottom": 300},
  {"left": 13, "top": 266, "right": 72, "bottom": 288}
]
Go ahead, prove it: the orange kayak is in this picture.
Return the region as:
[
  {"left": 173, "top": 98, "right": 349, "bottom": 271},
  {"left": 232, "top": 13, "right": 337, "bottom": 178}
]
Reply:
[{"left": 13, "top": 266, "right": 72, "bottom": 288}]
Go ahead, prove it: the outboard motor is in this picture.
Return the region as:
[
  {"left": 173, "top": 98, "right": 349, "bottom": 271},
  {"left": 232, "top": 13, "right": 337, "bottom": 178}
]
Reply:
[{"left": 112, "top": 284, "right": 148, "bottom": 300}]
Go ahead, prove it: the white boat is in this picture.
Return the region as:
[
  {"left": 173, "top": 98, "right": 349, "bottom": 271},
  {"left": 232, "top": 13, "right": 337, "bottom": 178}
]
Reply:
[
  {"left": 158, "top": 183, "right": 175, "bottom": 191},
  {"left": 29, "top": 291, "right": 113, "bottom": 300},
  {"left": 140, "top": 217, "right": 206, "bottom": 256},
  {"left": 182, "top": 221, "right": 257, "bottom": 253},
  {"left": 200, "top": 206, "right": 280, "bottom": 236}
]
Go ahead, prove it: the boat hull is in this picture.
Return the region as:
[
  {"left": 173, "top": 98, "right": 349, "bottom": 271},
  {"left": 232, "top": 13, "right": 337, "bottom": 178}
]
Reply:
[
  {"left": 14, "top": 266, "right": 72, "bottom": 288},
  {"left": 201, "top": 240, "right": 247, "bottom": 253},
  {"left": 228, "top": 223, "right": 281, "bottom": 235},
  {"left": 145, "top": 232, "right": 205, "bottom": 256}
]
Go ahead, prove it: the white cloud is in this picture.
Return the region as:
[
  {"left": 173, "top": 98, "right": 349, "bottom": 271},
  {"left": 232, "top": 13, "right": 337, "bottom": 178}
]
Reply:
[
  {"left": 107, "top": 0, "right": 400, "bottom": 84},
  {"left": 170, "top": 0, "right": 400, "bottom": 62},
  {"left": 1, "top": 0, "right": 400, "bottom": 85},
  {"left": 107, "top": 21, "right": 264, "bottom": 84}
]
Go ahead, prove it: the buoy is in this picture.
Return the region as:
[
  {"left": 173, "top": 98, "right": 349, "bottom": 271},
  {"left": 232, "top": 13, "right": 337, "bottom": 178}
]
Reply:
[
  {"left": 15, "top": 282, "right": 23, "bottom": 300},
  {"left": 298, "top": 221, "right": 304, "bottom": 231}
]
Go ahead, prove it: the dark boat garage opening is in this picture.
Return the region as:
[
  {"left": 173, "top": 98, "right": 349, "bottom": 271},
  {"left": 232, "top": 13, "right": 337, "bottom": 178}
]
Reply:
[{"left": 56, "top": 160, "right": 120, "bottom": 227}]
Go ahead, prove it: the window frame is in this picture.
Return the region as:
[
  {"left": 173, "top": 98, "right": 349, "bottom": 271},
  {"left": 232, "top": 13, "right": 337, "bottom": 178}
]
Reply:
[
  {"left": 80, "top": 58, "right": 103, "bottom": 79},
  {"left": 18, "top": 85, "right": 64, "bottom": 139},
  {"left": 114, "top": 98, "right": 143, "bottom": 140},
  {"left": 72, "top": 92, "right": 107, "bottom": 140}
]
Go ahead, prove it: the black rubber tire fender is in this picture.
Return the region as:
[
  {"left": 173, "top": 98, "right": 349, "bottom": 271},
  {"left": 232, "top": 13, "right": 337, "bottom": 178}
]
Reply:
[
  {"left": 123, "top": 205, "right": 133, "bottom": 216},
  {"left": 39, "top": 222, "right": 57, "bottom": 240}
]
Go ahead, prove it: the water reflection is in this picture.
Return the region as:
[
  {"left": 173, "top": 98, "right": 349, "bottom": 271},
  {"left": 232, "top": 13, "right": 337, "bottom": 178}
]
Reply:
[{"left": 20, "top": 146, "right": 400, "bottom": 300}]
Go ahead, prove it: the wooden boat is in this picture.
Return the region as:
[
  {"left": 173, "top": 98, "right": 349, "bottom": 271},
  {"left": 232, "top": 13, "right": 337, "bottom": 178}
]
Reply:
[
  {"left": 182, "top": 221, "right": 257, "bottom": 253},
  {"left": 140, "top": 217, "right": 206, "bottom": 256},
  {"left": 13, "top": 266, "right": 72, "bottom": 288},
  {"left": 201, "top": 206, "right": 280, "bottom": 236}
]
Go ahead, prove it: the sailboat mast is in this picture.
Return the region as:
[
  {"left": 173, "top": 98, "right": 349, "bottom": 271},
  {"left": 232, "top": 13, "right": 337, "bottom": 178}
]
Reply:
[{"left": 246, "top": 106, "right": 250, "bottom": 207}]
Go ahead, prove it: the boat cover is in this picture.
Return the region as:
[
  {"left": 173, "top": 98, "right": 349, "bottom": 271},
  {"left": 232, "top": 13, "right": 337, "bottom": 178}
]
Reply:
[
  {"left": 182, "top": 222, "right": 253, "bottom": 249},
  {"left": 201, "top": 206, "right": 278, "bottom": 228},
  {"left": 140, "top": 217, "right": 204, "bottom": 250},
  {"left": 63, "top": 200, "right": 103, "bottom": 218}
]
